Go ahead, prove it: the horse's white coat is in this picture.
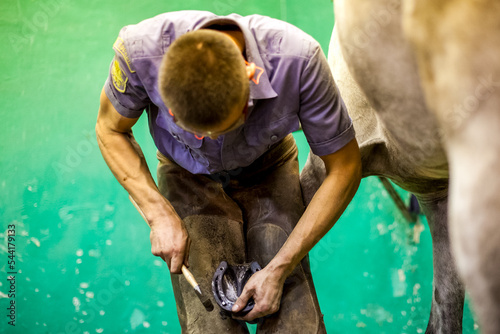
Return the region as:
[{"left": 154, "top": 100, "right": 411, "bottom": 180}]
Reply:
[{"left": 301, "top": 0, "right": 500, "bottom": 332}]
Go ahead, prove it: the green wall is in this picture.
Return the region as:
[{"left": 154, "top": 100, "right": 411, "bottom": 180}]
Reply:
[{"left": 0, "top": 0, "right": 479, "bottom": 333}]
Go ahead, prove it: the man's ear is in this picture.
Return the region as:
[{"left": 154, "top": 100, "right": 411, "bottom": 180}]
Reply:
[{"left": 246, "top": 62, "right": 256, "bottom": 81}]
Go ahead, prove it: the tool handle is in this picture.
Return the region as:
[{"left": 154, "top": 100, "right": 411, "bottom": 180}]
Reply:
[
  {"left": 181, "top": 265, "right": 199, "bottom": 289},
  {"left": 128, "top": 196, "right": 196, "bottom": 286}
]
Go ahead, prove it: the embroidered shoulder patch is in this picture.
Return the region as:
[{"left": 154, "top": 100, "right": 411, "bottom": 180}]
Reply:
[
  {"left": 113, "top": 37, "right": 135, "bottom": 73},
  {"left": 111, "top": 59, "right": 128, "bottom": 93}
]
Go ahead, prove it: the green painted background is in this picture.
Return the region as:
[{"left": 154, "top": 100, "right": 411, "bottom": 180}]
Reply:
[{"left": 0, "top": 0, "right": 480, "bottom": 333}]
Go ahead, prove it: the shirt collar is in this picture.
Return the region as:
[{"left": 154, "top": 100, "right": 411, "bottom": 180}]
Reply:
[{"left": 194, "top": 15, "right": 278, "bottom": 101}]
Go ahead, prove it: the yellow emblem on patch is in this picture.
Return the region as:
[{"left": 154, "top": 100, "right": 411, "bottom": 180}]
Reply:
[
  {"left": 111, "top": 60, "right": 128, "bottom": 93},
  {"left": 113, "top": 37, "right": 135, "bottom": 73}
]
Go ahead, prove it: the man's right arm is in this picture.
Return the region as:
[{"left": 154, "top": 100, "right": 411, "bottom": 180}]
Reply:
[{"left": 95, "top": 88, "right": 190, "bottom": 273}]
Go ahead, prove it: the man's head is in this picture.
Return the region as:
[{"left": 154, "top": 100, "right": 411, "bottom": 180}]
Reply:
[{"left": 159, "top": 29, "right": 252, "bottom": 137}]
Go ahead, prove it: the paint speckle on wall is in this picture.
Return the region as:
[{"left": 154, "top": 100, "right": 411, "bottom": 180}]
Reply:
[
  {"left": 130, "top": 308, "right": 146, "bottom": 330},
  {"left": 413, "top": 220, "right": 425, "bottom": 244},
  {"left": 30, "top": 237, "right": 41, "bottom": 247},
  {"left": 73, "top": 297, "right": 81, "bottom": 312},
  {"left": 89, "top": 249, "right": 101, "bottom": 257}
]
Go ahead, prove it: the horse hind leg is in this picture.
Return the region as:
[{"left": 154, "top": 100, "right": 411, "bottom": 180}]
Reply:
[
  {"left": 403, "top": 1, "right": 500, "bottom": 331},
  {"left": 416, "top": 193, "right": 465, "bottom": 334}
]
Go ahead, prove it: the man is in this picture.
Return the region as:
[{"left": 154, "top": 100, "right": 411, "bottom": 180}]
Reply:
[{"left": 96, "top": 10, "right": 361, "bottom": 333}]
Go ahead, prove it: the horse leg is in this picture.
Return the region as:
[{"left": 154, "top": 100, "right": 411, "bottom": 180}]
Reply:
[
  {"left": 416, "top": 193, "right": 465, "bottom": 334},
  {"left": 403, "top": 1, "right": 500, "bottom": 331},
  {"left": 446, "top": 106, "right": 500, "bottom": 334}
]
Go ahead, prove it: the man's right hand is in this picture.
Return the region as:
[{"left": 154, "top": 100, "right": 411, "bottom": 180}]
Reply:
[{"left": 149, "top": 217, "right": 191, "bottom": 274}]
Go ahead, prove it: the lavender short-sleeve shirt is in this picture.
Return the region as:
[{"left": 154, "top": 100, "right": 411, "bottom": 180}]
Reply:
[{"left": 104, "top": 11, "right": 354, "bottom": 174}]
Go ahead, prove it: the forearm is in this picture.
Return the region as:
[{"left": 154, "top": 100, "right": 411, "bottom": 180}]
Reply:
[
  {"left": 95, "top": 124, "right": 176, "bottom": 226},
  {"left": 267, "top": 147, "right": 361, "bottom": 278}
]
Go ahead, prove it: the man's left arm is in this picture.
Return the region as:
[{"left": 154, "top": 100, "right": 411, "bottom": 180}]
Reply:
[{"left": 232, "top": 137, "right": 362, "bottom": 321}]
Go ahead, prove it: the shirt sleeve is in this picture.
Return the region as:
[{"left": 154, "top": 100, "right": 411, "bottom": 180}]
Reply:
[
  {"left": 298, "top": 45, "right": 355, "bottom": 156},
  {"left": 104, "top": 29, "right": 151, "bottom": 118}
]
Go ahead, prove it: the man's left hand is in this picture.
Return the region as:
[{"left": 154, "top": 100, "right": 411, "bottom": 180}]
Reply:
[{"left": 231, "top": 266, "right": 286, "bottom": 321}]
